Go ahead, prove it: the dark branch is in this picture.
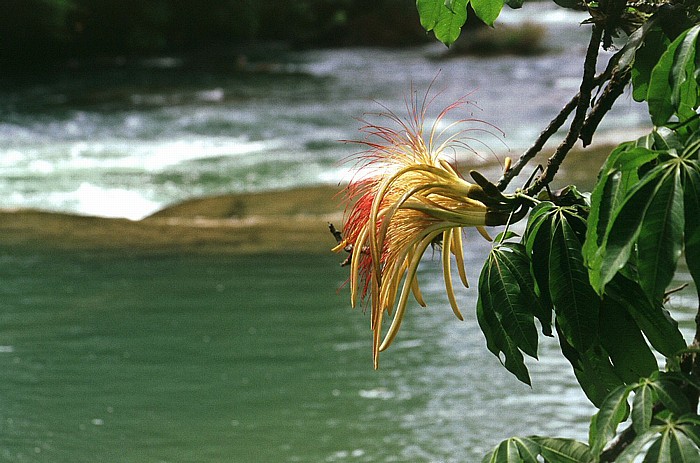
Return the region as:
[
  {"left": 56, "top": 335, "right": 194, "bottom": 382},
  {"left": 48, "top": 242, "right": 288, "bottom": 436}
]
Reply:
[
  {"left": 580, "top": 66, "right": 632, "bottom": 147},
  {"left": 496, "top": 93, "right": 579, "bottom": 191},
  {"left": 524, "top": 24, "right": 604, "bottom": 196}
]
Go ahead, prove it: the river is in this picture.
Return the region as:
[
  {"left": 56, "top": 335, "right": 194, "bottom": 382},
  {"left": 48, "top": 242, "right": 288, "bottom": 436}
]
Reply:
[
  {"left": 0, "top": 3, "right": 692, "bottom": 462},
  {"left": 0, "top": 3, "right": 649, "bottom": 220}
]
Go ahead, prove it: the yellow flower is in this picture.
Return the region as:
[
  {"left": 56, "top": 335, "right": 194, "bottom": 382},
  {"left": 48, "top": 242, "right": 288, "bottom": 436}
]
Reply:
[{"left": 334, "top": 92, "right": 504, "bottom": 368}]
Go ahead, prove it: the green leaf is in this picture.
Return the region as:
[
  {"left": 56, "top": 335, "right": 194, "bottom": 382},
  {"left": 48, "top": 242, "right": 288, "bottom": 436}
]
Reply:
[
  {"left": 633, "top": 384, "right": 655, "bottom": 434},
  {"left": 549, "top": 210, "right": 600, "bottom": 351},
  {"left": 643, "top": 430, "right": 673, "bottom": 463},
  {"left": 470, "top": 0, "right": 504, "bottom": 26},
  {"left": 584, "top": 145, "right": 660, "bottom": 286},
  {"left": 615, "top": 427, "right": 666, "bottom": 462},
  {"left": 649, "top": 378, "right": 693, "bottom": 416},
  {"left": 632, "top": 27, "right": 668, "bottom": 102},
  {"left": 670, "top": 25, "right": 700, "bottom": 120},
  {"left": 599, "top": 297, "right": 658, "bottom": 384},
  {"left": 648, "top": 28, "right": 692, "bottom": 125},
  {"left": 416, "top": 0, "right": 468, "bottom": 46},
  {"left": 590, "top": 163, "right": 671, "bottom": 295},
  {"left": 495, "top": 242, "right": 551, "bottom": 338},
  {"left": 482, "top": 437, "right": 541, "bottom": 463},
  {"left": 476, "top": 293, "right": 525, "bottom": 380},
  {"left": 556, "top": 325, "right": 623, "bottom": 406},
  {"left": 493, "top": 438, "right": 521, "bottom": 463},
  {"left": 476, "top": 242, "right": 549, "bottom": 385},
  {"left": 669, "top": 428, "right": 700, "bottom": 463},
  {"left": 604, "top": 20, "right": 654, "bottom": 82},
  {"left": 524, "top": 204, "right": 555, "bottom": 328},
  {"left": 513, "top": 437, "right": 540, "bottom": 463},
  {"left": 605, "top": 274, "right": 686, "bottom": 358},
  {"left": 532, "top": 437, "right": 593, "bottom": 463},
  {"left": 678, "top": 421, "right": 700, "bottom": 449},
  {"left": 636, "top": 163, "right": 685, "bottom": 303},
  {"left": 590, "top": 384, "right": 632, "bottom": 455},
  {"left": 682, "top": 161, "right": 700, "bottom": 296},
  {"left": 417, "top": 0, "right": 443, "bottom": 30},
  {"left": 491, "top": 249, "right": 539, "bottom": 358}
]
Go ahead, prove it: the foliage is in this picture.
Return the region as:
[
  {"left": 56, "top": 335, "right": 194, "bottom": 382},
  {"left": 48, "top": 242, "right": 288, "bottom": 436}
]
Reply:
[
  {"left": 340, "top": 0, "right": 700, "bottom": 461},
  {"left": 0, "top": 0, "right": 426, "bottom": 66}
]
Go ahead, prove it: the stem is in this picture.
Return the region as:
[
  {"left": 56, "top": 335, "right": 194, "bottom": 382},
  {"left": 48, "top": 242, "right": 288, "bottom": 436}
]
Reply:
[
  {"left": 580, "top": 66, "right": 632, "bottom": 147},
  {"left": 524, "top": 24, "right": 604, "bottom": 197},
  {"left": 496, "top": 94, "right": 579, "bottom": 191}
]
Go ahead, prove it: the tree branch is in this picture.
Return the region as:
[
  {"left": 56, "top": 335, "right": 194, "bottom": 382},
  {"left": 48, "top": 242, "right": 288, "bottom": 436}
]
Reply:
[
  {"left": 496, "top": 93, "right": 579, "bottom": 191},
  {"left": 524, "top": 23, "right": 604, "bottom": 197},
  {"left": 580, "top": 66, "right": 632, "bottom": 147}
]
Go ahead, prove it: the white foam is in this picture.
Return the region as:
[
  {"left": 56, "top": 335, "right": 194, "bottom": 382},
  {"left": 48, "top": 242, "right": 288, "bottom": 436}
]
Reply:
[{"left": 47, "top": 183, "right": 162, "bottom": 220}]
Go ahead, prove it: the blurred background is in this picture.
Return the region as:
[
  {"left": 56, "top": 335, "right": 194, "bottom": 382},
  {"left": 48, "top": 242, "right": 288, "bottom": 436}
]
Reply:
[
  {"left": 2, "top": 2, "right": 692, "bottom": 463},
  {"left": 0, "top": 0, "right": 651, "bottom": 219}
]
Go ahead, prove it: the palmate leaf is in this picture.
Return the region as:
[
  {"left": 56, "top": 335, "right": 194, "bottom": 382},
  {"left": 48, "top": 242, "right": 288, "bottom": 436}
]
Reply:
[
  {"left": 589, "top": 384, "right": 632, "bottom": 455},
  {"left": 669, "top": 429, "right": 700, "bottom": 463},
  {"left": 648, "top": 25, "right": 700, "bottom": 125},
  {"left": 416, "top": 0, "right": 468, "bottom": 46},
  {"left": 583, "top": 143, "right": 660, "bottom": 276},
  {"left": 476, "top": 288, "right": 531, "bottom": 386},
  {"left": 649, "top": 378, "right": 693, "bottom": 416},
  {"left": 633, "top": 383, "right": 655, "bottom": 434},
  {"left": 524, "top": 203, "right": 556, "bottom": 321},
  {"left": 556, "top": 323, "right": 623, "bottom": 406},
  {"left": 481, "top": 437, "right": 547, "bottom": 463},
  {"left": 524, "top": 204, "right": 555, "bottom": 324},
  {"left": 587, "top": 163, "right": 664, "bottom": 294},
  {"left": 531, "top": 437, "right": 594, "bottom": 463},
  {"left": 526, "top": 203, "right": 628, "bottom": 404},
  {"left": 476, "top": 244, "right": 541, "bottom": 385},
  {"left": 631, "top": 26, "right": 668, "bottom": 102},
  {"left": 495, "top": 242, "right": 552, "bottom": 336},
  {"left": 588, "top": 158, "right": 683, "bottom": 298},
  {"left": 599, "top": 297, "right": 658, "bottom": 384},
  {"left": 488, "top": 246, "right": 539, "bottom": 359},
  {"left": 615, "top": 426, "right": 666, "bottom": 462},
  {"left": 549, "top": 209, "right": 600, "bottom": 351},
  {"left": 644, "top": 427, "right": 700, "bottom": 463},
  {"left": 670, "top": 26, "right": 700, "bottom": 121},
  {"left": 636, "top": 163, "right": 685, "bottom": 303},
  {"left": 682, "top": 160, "right": 700, "bottom": 295},
  {"left": 642, "top": 430, "right": 672, "bottom": 463},
  {"left": 678, "top": 417, "right": 700, "bottom": 449},
  {"left": 605, "top": 274, "right": 685, "bottom": 358}
]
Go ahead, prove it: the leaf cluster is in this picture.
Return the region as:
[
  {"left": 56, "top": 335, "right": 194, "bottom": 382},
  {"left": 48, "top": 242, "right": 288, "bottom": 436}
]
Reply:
[
  {"left": 409, "top": 2, "right": 700, "bottom": 461},
  {"left": 483, "top": 373, "right": 700, "bottom": 462},
  {"left": 467, "top": 7, "right": 700, "bottom": 460},
  {"left": 416, "top": 0, "right": 512, "bottom": 46}
]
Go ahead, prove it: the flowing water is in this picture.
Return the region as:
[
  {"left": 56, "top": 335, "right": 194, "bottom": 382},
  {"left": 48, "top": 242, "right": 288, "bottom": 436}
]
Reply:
[
  {"left": 1, "top": 244, "right": 695, "bottom": 462},
  {"left": 0, "top": 4, "right": 649, "bottom": 220},
  {"left": 0, "top": 3, "right": 696, "bottom": 462}
]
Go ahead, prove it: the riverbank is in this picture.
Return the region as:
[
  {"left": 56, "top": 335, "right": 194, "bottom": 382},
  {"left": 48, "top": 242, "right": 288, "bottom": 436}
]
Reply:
[
  {"left": 0, "top": 142, "right": 619, "bottom": 255},
  {"left": 0, "top": 185, "right": 343, "bottom": 255}
]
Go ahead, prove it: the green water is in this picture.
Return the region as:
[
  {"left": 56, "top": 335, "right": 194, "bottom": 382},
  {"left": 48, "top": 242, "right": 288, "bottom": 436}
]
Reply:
[{"left": 2, "top": 245, "right": 694, "bottom": 462}]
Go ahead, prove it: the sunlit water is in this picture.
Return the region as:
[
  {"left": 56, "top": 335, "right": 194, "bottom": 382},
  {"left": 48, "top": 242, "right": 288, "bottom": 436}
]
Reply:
[{"left": 0, "top": 3, "right": 650, "bottom": 219}]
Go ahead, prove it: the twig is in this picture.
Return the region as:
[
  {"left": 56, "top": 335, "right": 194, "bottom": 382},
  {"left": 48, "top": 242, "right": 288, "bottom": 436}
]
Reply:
[
  {"left": 496, "top": 94, "right": 579, "bottom": 191},
  {"left": 580, "top": 66, "right": 632, "bottom": 146},
  {"left": 524, "top": 24, "right": 604, "bottom": 196}
]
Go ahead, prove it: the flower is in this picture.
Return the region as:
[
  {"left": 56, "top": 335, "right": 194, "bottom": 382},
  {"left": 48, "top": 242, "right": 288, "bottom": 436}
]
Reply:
[{"left": 334, "top": 90, "right": 505, "bottom": 368}]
